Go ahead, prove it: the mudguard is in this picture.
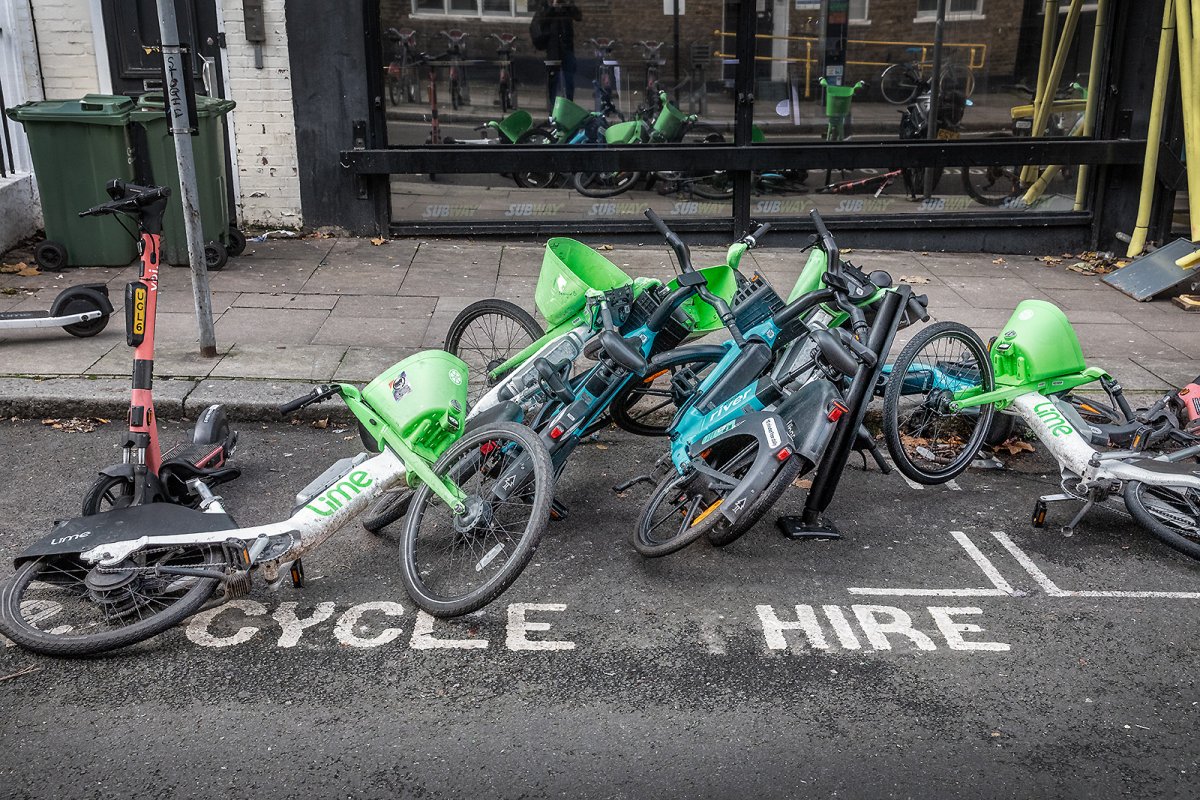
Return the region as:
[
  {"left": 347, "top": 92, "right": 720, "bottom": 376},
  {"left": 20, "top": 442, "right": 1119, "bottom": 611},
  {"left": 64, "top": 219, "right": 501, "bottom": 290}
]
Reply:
[
  {"left": 776, "top": 379, "right": 842, "bottom": 470},
  {"left": 14, "top": 503, "right": 238, "bottom": 567},
  {"left": 49, "top": 284, "right": 113, "bottom": 317},
  {"left": 688, "top": 410, "right": 792, "bottom": 527},
  {"left": 98, "top": 463, "right": 167, "bottom": 505}
]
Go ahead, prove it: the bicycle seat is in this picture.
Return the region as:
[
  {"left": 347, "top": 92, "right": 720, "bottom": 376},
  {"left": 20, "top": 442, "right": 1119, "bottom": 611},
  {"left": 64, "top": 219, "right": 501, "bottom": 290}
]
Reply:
[{"left": 598, "top": 330, "right": 649, "bottom": 376}]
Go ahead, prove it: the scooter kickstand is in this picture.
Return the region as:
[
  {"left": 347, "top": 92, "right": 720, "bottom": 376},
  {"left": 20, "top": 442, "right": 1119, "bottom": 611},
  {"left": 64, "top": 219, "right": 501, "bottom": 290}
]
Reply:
[{"left": 1061, "top": 498, "right": 1096, "bottom": 538}]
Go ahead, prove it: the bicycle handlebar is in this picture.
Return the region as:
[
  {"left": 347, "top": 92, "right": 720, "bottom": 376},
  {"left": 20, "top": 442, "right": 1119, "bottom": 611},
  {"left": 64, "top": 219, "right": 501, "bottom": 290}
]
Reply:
[
  {"left": 79, "top": 181, "right": 170, "bottom": 217},
  {"left": 279, "top": 385, "right": 339, "bottom": 415}
]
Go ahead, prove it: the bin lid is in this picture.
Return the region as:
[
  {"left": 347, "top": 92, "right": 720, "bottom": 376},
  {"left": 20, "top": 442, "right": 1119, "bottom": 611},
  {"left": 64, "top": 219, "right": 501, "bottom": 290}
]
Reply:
[
  {"left": 130, "top": 92, "right": 236, "bottom": 120},
  {"left": 5, "top": 94, "right": 136, "bottom": 125}
]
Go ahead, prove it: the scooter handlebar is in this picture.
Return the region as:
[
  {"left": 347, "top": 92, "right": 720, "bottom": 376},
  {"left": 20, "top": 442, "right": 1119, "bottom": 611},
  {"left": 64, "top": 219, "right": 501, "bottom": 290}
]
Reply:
[{"left": 279, "top": 385, "right": 338, "bottom": 415}]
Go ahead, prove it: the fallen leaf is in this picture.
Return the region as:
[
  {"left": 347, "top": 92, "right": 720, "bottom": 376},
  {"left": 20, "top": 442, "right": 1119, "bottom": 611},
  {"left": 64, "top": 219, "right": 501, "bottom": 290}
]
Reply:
[
  {"left": 992, "top": 257, "right": 1006, "bottom": 265},
  {"left": 793, "top": 478, "right": 813, "bottom": 489},
  {"left": 16, "top": 266, "right": 39, "bottom": 277},
  {"left": 899, "top": 275, "right": 931, "bottom": 284},
  {"left": 995, "top": 437, "right": 1035, "bottom": 456},
  {"left": 0, "top": 262, "right": 26, "bottom": 273},
  {"left": 595, "top": 443, "right": 608, "bottom": 450},
  {"left": 597, "top": 244, "right": 614, "bottom": 251},
  {"left": 370, "top": 237, "right": 388, "bottom": 246},
  {"left": 1, "top": 288, "right": 17, "bottom": 296},
  {"left": 312, "top": 417, "right": 329, "bottom": 429},
  {"left": 1067, "top": 262, "right": 1097, "bottom": 275},
  {"left": 41, "top": 417, "right": 108, "bottom": 433}
]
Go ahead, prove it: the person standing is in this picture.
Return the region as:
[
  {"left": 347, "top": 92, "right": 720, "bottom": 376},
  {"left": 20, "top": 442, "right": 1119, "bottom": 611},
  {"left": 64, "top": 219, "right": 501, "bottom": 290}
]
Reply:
[{"left": 532, "top": 0, "right": 582, "bottom": 112}]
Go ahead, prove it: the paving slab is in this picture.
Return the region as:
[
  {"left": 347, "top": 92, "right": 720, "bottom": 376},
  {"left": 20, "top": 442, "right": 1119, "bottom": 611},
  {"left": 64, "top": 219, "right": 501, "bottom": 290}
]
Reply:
[
  {"left": 213, "top": 307, "right": 331, "bottom": 346},
  {"left": 0, "top": 334, "right": 118, "bottom": 375},
  {"left": 939, "top": 275, "right": 1055, "bottom": 309},
  {"left": 331, "top": 345, "right": 421, "bottom": 383},
  {"left": 232, "top": 292, "right": 340, "bottom": 310},
  {"left": 0, "top": 376, "right": 193, "bottom": 418},
  {"left": 210, "top": 263, "right": 322, "bottom": 294},
  {"left": 1068, "top": 322, "right": 1187, "bottom": 360},
  {"left": 300, "top": 262, "right": 409, "bottom": 296},
  {"left": 208, "top": 344, "right": 347, "bottom": 381},
  {"left": 88, "top": 341, "right": 233, "bottom": 379},
  {"left": 313, "top": 310, "right": 434, "bottom": 350}
]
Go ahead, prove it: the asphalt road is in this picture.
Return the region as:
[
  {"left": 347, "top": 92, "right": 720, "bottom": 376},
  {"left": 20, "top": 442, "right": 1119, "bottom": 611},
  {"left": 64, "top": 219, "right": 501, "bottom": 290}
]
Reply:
[{"left": 0, "top": 417, "right": 1197, "bottom": 799}]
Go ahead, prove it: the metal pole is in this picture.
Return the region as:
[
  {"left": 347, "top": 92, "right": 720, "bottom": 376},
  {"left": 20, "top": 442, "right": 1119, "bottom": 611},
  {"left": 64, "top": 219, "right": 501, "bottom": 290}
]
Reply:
[
  {"left": 732, "top": 0, "right": 757, "bottom": 236},
  {"left": 923, "top": 0, "right": 947, "bottom": 199},
  {"left": 673, "top": 0, "right": 681, "bottom": 99},
  {"left": 155, "top": 0, "right": 218, "bottom": 358}
]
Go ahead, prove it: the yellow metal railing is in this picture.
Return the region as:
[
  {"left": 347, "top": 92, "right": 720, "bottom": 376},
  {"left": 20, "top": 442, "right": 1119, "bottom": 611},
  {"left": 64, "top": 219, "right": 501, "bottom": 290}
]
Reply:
[{"left": 712, "top": 31, "right": 988, "bottom": 99}]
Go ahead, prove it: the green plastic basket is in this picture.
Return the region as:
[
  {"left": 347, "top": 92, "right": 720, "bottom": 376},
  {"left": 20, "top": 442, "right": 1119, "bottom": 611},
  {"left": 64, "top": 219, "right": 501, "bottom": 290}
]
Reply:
[
  {"left": 361, "top": 350, "right": 468, "bottom": 463},
  {"left": 822, "top": 83, "right": 858, "bottom": 118},
  {"left": 535, "top": 238, "right": 633, "bottom": 326},
  {"left": 494, "top": 109, "right": 533, "bottom": 143},
  {"left": 604, "top": 119, "right": 643, "bottom": 144},
  {"left": 652, "top": 100, "right": 689, "bottom": 140},
  {"left": 552, "top": 96, "right": 592, "bottom": 133},
  {"left": 665, "top": 265, "right": 740, "bottom": 333}
]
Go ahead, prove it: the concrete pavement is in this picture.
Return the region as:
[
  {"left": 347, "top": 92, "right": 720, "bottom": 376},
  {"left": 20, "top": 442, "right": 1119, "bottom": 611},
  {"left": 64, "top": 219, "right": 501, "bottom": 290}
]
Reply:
[{"left": 0, "top": 234, "right": 1195, "bottom": 421}]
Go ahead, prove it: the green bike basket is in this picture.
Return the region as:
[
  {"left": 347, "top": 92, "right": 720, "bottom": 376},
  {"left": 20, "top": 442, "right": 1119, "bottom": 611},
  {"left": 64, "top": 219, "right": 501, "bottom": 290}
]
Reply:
[
  {"left": 823, "top": 83, "right": 858, "bottom": 118},
  {"left": 604, "top": 119, "right": 643, "bottom": 144},
  {"left": 494, "top": 109, "right": 533, "bottom": 143},
  {"left": 552, "top": 96, "right": 592, "bottom": 133},
  {"left": 651, "top": 100, "right": 689, "bottom": 140},
  {"left": 535, "top": 238, "right": 633, "bottom": 326},
  {"left": 360, "top": 350, "right": 469, "bottom": 462},
  {"left": 991, "top": 299, "right": 1088, "bottom": 386},
  {"left": 665, "top": 265, "right": 740, "bottom": 333}
]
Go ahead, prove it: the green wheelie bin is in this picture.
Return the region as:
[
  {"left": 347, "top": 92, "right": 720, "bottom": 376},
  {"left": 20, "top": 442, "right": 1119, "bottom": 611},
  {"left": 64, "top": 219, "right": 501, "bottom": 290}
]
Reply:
[
  {"left": 6, "top": 94, "right": 139, "bottom": 270},
  {"left": 130, "top": 93, "right": 242, "bottom": 270}
]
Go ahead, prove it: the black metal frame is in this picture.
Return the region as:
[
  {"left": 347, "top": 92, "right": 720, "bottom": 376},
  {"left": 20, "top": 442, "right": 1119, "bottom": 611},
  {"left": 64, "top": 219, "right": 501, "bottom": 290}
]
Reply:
[{"left": 298, "top": 0, "right": 1173, "bottom": 251}]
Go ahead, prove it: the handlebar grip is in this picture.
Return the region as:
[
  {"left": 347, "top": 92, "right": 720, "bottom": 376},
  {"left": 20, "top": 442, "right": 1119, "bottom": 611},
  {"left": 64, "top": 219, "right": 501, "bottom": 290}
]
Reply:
[
  {"left": 644, "top": 207, "right": 673, "bottom": 238},
  {"left": 279, "top": 390, "right": 318, "bottom": 415},
  {"left": 809, "top": 209, "right": 840, "bottom": 271},
  {"left": 746, "top": 222, "right": 772, "bottom": 245}
]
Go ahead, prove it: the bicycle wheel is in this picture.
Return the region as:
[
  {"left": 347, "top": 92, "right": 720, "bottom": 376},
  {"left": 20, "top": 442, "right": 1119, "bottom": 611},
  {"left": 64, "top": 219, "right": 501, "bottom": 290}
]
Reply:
[
  {"left": 81, "top": 474, "right": 136, "bottom": 516},
  {"left": 940, "top": 63, "right": 975, "bottom": 99},
  {"left": 632, "top": 438, "right": 764, "bottom": 558},
  {"left": 573, "top": 169, "right": 640, "bottom": 198},
  {"left": 444, "top": 299, "right": 545, "bottom": 406},
  {"left": 1124, "top": 481, "right": 1200, "bottom": 560},
  {"left": 610, "top": 349, "right": 723, "bottom": 436},
  {"left": 961, "top": 135, "right": 1023, "bottom": 206},
  {"left": 388, "top": 76, "right": 401, "bottom": 106},
  {"left": 513, "top": 126, "right": 559, "bottom": 188},
  {"left": 362, "top": 488, "right": 413, "bottom": 533},
  {"left": 690, "top": 172, "right": 735, "bottom": 200},
  {"left": 706, "top": 451, "right": 804, "bottom": 548},
  {"left": 0, "top": 544, "right": 228, "bottom": 656},
  {"left": 499, "top": 79, "right": 511, "bottom": 113},
  {"left": 883, "top": 321, "right": 996, "bottom": 484},
  {"left": 450, "top": 76, "right": 462, "bottom": 110},
  {"left": 400, "top": 421, "right": 553, "bottom": 617},
  {"left": 879, "top": 63, "right": 921, "bottom": 105}
]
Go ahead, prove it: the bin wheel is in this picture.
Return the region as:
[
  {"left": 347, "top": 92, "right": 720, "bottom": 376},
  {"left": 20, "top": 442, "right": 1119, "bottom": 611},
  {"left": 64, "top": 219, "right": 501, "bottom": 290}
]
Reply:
[
  {"left": 204, "top": 242, "right": 229, "bottom": 271},
  {"left": 226, "top": 227, "right": 247, "bottom": 257},
  {"left": 34, "top": 241, "right": 68, "bottom": 271}
]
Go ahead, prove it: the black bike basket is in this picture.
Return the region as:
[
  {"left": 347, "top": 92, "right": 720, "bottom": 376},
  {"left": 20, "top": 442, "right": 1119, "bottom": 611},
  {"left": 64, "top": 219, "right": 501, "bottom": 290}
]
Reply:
[{"left": 621, "top": 283, "right": 694, "bottom": 355}]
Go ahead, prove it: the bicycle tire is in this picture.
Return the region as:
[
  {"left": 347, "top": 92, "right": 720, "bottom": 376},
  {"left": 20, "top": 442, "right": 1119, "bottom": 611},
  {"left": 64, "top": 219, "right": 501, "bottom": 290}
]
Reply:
[
  {"left": 632, "top": 469, "right": 720, "bottom": 558},
  {"left": 706, "top": 453, "right": 804, "bottom": 547},
  {"left": 0, "top": 545, "right": 227, "bottom": 657},
  {"left": 961, "top": 134, "right": 1023, "bottom": 207},
  {"left": 573, "top": 169, "right": 640, "bottom": 198},
  {"left": 940, "top": 63, "right": 975, "bottom": 99},
  {"left": 879, "top": 62, "right": 921, "bottom": 105},
  {"left": 388, "top": 76, "right": 401, "bottom": 106},
  {"left": 1124, "top": 481, "right": 1200, "bottom": 560},
  {"left": 883, "top": 321, "right": 996, "bottom": 484},
  {"left": 513, "top": 126, "right": 560, "bottom": 188},
  {"left": 362, "top": 488, "right": 414, "bottom": 533},
  {"left": 610, "top": 349, "right": 723, "bottom": 437},
  {"left": 82, "top": 473, "right": 136, "bottom": 516},
  {"left": 400, "top": 421, "right": 553, "bottom": 617},
  {"left": 444, "top": 298, "right": 545, "bottom": 407}
]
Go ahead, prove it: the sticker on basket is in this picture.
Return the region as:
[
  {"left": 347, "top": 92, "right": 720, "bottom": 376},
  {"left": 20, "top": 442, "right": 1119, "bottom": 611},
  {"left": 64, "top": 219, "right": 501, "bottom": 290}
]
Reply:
[
  {"left": 763, "top": 417, "right": 782, "bottom": 449},
  {"left": 556, "top": 275, "right": 569, "bottom": 293},
  {"left": 390, "top": 371, "right": 411, "bottom": 402},
  {"left": 448, "top": 368, "right": 463, "bottom": 386}
]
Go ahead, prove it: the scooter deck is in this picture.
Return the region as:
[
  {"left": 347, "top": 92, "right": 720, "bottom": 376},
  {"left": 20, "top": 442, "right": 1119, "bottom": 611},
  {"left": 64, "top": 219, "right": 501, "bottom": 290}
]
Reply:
[{"left": 162, "top": 441, "right": 226, "bottom": 468}]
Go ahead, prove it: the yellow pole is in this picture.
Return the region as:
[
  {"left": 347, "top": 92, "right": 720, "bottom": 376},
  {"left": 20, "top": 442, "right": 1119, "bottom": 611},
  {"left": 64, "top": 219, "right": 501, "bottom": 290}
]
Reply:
[
  {"left": 1034, "top": 1, "right": 1060, "bottom": 113},
  {"left": 1126, "top": 0, "right": 1177, "bottom": 256},
  {"left": 1177, "top": 0, "right": 1200, "bottom": 240},
  {"left": 1023, "top": 0, "right": 1083, "bottom": 187},
  {"left": 1074, "top": 0, "right": 1109, "bottom": 210}
]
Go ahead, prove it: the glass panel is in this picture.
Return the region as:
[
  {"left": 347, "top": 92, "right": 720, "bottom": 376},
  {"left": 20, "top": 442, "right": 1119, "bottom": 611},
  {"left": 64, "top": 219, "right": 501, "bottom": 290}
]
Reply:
[
  {"left": 414, "top": 0, "right": 444, "bottom": 13},
  {"left": 449, "top": 0, "right": 477, "bottom": 13},
  {"left": 382, "top": 0, "right": 735, "bottom": 225}
]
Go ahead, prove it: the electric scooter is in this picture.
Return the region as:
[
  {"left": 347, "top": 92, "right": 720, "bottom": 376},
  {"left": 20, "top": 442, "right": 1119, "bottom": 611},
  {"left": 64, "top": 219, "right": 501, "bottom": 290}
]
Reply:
[
  {"left": 77, "top": 180, "right": 239, "bottom": 515},
  {"left": 0, "top": 284, "right": 113, "bottom": 338}
]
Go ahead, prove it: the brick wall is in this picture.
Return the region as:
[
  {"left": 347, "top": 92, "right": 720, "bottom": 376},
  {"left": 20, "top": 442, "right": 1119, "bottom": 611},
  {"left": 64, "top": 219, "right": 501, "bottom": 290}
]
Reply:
[
  {"left": 220, "top": 0, "right": 303, "bottom": 228},
  {"left": 29, "top": 0, "right": 101, "bottom": 97}
]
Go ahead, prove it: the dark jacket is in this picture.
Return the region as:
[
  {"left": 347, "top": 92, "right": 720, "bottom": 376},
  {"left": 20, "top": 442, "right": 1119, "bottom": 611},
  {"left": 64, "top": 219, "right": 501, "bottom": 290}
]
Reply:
[{"left": 541, "top": 2, "right": 581, "bottom": 60}]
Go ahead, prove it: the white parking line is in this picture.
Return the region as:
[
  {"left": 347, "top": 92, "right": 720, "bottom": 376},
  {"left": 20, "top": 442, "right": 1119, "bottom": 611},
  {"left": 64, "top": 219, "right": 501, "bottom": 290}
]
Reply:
[
  {"left": 848, "top": 530, "right": 1014, "bottom": 597},
  {"left": 990, "top": 531, "right": 1200, "bottom": 599}
]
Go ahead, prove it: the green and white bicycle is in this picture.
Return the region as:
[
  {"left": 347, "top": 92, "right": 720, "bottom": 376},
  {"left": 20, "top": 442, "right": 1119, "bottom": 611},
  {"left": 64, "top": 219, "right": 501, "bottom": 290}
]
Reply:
[
  {"left": 0, "top": 351, "right": 553, "bottom": 657},
  {"left": 883, "top": 299, "right": 1200, "bottom": 558}
]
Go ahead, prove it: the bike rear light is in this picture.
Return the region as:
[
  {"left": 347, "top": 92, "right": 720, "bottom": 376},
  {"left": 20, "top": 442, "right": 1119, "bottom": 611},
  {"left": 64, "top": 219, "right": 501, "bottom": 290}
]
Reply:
[
  {"left": 479, "top": 440, "right": 497, "bottom": 456},
  {"left": 777, "top": 447, "right": 792, "bottom": 461},
  {"left": 550, "top": 426, "right": 564, "bottom": 440},
  {"left": 827, "top": 401, "right": 849, "bottom": 422}
]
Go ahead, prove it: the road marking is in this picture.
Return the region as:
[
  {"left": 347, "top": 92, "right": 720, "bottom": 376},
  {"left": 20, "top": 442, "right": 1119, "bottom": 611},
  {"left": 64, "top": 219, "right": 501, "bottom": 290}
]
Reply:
[
  {"left": 848, "top": 530, "right": 1015, "bottom": 597},
  {"left": 991, "top": 530, "right": 1200, "bottom": 599},
  {"left": 756, "top": 603, "right": 1009, "bottom": 653},
  {"left": 505, "top": 603, "right": 576, "bottom": 651},
  {"left": 945, "top": 479, "right": 962, "bottom": 491}
]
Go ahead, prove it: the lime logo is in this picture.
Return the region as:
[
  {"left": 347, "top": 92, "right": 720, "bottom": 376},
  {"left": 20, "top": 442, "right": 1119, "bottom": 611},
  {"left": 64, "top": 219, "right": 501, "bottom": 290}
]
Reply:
[
  {"left": 1017, "top": 308, "right": 1035, "bottom": 321},
  {"left": 448, "top": 369, "right": 463, "bottom": 386},
  {"left": 306, "top": 470, "right": 373, "bottom": 517},
  {"left": 1032, "top": 401, "right": 1073, "bottom": 437}
]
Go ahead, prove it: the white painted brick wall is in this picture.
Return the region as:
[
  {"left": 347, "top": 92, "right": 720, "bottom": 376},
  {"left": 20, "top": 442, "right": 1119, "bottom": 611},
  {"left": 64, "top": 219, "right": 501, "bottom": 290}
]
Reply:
[
  {"left": 29, "top": 0, "right": 100, "bottom": 97},
  {"left": 220, "top": 0, "right": 303, "bottom": 228}
]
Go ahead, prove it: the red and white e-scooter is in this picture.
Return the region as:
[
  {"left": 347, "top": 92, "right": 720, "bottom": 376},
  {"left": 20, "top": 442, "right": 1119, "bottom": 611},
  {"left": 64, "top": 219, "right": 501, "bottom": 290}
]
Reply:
[{"left": 78, "top": 180, "right": 239, "bottom": 514}]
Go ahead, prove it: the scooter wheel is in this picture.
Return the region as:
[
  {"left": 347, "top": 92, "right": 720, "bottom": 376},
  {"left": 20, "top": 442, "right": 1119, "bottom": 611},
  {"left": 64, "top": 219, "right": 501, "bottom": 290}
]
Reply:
[
  {"left": 34, "top": 240, "right": 68, "bottom": 271},
  {"left": 226, "top": 227, "right": 247, "bottom": 257},
  {"left": 82, "top": 474, "right": 136, "bottom": 515},
  {"left": 59, "top": 295, "right": 111, "bottom": 338},
  {"left": 204, "top": 242, "right": 229, "bottom": 271},
  {"left": 193, "top": 404, "right": 232, "bottom": 447}
]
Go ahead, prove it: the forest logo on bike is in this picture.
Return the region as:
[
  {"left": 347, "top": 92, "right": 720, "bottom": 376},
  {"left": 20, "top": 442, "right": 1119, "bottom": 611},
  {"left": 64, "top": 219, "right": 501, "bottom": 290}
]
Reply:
[{"left": 306, "top": 471, "right": 374, "bottom": 517}]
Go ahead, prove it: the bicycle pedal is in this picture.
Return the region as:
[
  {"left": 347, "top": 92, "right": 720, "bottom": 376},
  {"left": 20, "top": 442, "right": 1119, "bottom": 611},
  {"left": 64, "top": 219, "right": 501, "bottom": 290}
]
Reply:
[
  {"left": 1031, "top": 499, "right": 1048, "bottom": 528},
  {"left": 549, "top": 499, "right": 570, "bottom": 522},
  {"left": 290, "top": 558, "right": 305, "bottom": 588}
]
